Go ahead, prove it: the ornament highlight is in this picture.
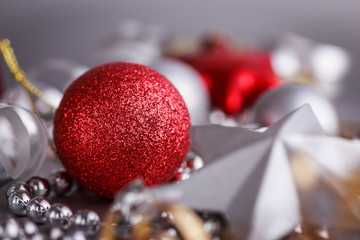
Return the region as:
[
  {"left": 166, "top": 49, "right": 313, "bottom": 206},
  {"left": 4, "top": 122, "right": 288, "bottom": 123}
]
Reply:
[{"left": 54, "top": 62, "right": 191, "bottom": 198}]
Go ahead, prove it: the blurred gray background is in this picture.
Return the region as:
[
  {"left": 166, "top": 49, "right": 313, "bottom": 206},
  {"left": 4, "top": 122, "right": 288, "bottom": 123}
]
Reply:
[{"left": 1, "top": 0, "right": 360, "bottom": 121}]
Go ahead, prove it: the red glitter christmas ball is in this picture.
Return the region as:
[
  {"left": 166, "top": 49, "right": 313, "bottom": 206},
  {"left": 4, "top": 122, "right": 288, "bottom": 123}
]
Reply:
[{"left": 53, "top": 62, "right": 191, "bottom": 198}]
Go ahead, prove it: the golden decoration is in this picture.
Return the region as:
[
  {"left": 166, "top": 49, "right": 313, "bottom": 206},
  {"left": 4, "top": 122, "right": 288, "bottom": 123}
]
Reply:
[
  {"left": 0, "top": 38, "right": 58, "bottom": 156},
  {"left": 100, "top": 201, "right": 212, "bottom": 240}
]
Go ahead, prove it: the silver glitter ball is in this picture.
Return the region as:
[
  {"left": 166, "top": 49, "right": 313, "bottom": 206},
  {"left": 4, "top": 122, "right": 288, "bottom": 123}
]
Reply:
[
  {"left": 6, "top": 181, "right": 30, "bottom": 198},
  {"left": 27, "top": 177, "right": 51, "bottom": 197},
  {"left": 49, "top": 170, "right": 73, "bottom": 195},
  {"left": 27, "top": 196, "right": 52, "bottom": 224},
  {"left": 46, "top": 203, "right": 73, "bottom": 230},
  {"left": 71, "top": 209, "right": 100, "bottom": 236},
  {"left": 252, "top": 85, "right": 340, "bottom": 135},
  {"left": 7, "top": 190, "right": 32, "bottom": 216}
]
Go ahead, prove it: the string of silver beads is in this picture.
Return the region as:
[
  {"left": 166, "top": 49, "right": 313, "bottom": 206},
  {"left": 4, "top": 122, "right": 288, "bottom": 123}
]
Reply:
[{"left": 5, "top": 170, "right": 100, "bottom": 237}]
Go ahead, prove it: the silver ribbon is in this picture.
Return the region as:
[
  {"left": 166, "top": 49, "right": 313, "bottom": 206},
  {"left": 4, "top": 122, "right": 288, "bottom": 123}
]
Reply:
[{"left": 0, "top": 104, "right": 47, "bottom": 187}]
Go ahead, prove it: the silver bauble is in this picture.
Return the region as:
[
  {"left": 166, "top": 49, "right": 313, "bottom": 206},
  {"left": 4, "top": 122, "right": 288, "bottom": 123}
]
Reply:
[
  {"left": 71, "top": 210, "right": 100, "bottom": 236},
  {"left": 91, "top": 41, "right": 160, "bottom": 66},
  {"left": 27, "top": 177, "right": 51, "bottom": 197},
  {"left": 6, "top": 181, "right": 30, "bottom": 198},
  {"left": 25, "top": 58, "right": 88, "bottom": 92},
  {"left": 252, "top": 85, "right": 340, "bottom": 135},
  {"left": 46, "top": 203, "right": 73, "bottom": 230},
  {"left": 90, "top": 20, "right": 162, "bottom": 67},
  {"left": 7, "top": 190, "right": 32, "bottom": 216},
  {"left": 150, "top": 58, "right": 210, "bottom": 125},
  {"left": 49, "top": 170, "right": 73, "bottom": 195},
  {"left": 26, "top": 196, "right": 52, "bottom": 224},
  {"left": 271, "top": 34, "right": 350, "bottom": 97},
  {"left": 3, "top": 82, "right": 63, "bottom": 121}
]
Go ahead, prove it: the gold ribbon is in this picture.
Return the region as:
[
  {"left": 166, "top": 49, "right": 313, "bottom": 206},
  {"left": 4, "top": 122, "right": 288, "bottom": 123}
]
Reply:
[{"left": 0, "top": 38, "right": 58, "bottom": 156}]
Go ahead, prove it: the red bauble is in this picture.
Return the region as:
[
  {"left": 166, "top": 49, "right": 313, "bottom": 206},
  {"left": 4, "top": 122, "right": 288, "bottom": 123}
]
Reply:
[
  {"left": 179, "top": 36, "right": 282, "bottom": 114},
  {"left": 53, "top": 62, "right": 191, "bottom": 198}
]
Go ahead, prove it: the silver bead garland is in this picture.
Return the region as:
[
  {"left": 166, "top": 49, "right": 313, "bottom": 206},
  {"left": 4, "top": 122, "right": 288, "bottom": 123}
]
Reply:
[
  {"left": 27, "top": 176, "right": 51, "bottom": 197},
  {"left": 7, "top": 190, "right": 32, "bottom": 216},
  {"left": 27, "top": 196, "right": 51, "bottom": 224},
  {"left": 5, "top": 170, "right": 100, "bottom": 238}
]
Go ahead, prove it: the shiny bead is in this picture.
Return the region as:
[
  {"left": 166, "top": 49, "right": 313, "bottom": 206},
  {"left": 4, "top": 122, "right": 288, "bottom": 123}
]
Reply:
[
  {"left": 1, "top": 216, "right": 20, "bottom": 239},
  {"left": 27, "top": 177, "right": 51, "bottom": 197},
  {"left": 46, "top": 203, "right": 73, "bottom": 230},
  {"left": 198, "top": 212, "right": 229, "bottom": 238},
  {"left": 49, "top": 171, "right": 73, "bottom": 195},
  {"left": 49, "top": 227, "right": 64, "bottom": 240},
  {"left": 71, "top": 209, "right": 100, "bottom": 236},
  {"left": 30, "top": 232, "right": 46, "bottom": 240},
  {"left": 63, "top": 229, "right": 87, "bottom": 240},
  {"left": 6, "top": 181, "right": 30, "bottom": 198},
  {"left": 18, "top": 218, "right": 39, "bottom": 237},
  {"left": 26, "top": 196, "right": 51, "bottom": 224},
  {"left": 7, "top": 190, "right": 32, "bottom": 216}
]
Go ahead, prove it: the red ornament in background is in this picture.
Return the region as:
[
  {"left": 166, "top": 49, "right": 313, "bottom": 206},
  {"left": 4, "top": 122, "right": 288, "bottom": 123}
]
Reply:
[
  {"left": 53, "top": 62, "right": 191, "bottom": 199},
  {"left": 179, "top": 35, "right": 282, "bottom": 114}
]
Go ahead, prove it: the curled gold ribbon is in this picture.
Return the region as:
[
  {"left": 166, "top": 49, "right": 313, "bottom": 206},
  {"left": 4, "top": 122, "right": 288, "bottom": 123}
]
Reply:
[
  {"left": 0, "top": 39, "right": 56, "bottom": 110},
  {"left": 0, "top": 39, "right": 58, "bottom": 156}
]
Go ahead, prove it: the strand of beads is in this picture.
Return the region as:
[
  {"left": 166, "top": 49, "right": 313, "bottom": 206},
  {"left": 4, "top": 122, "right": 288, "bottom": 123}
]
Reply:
[
  {"left": 5, "top": 170, "right": 100, "bottom": 239},
  {"left": 0, "top": 215, "right": 43, "bottom": 240}
]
